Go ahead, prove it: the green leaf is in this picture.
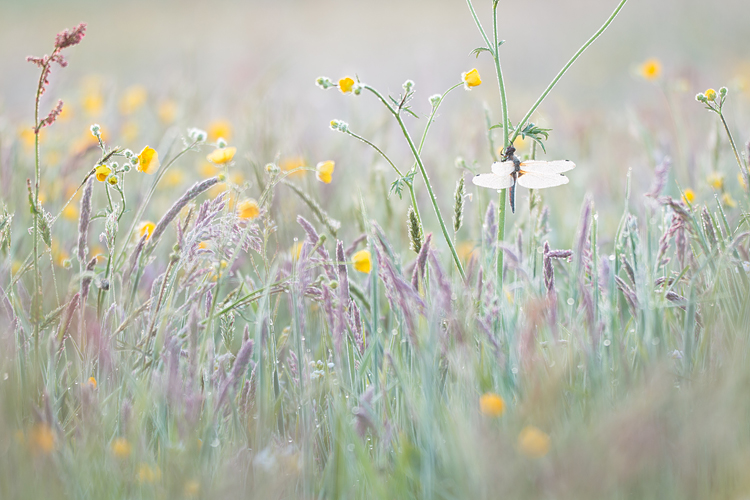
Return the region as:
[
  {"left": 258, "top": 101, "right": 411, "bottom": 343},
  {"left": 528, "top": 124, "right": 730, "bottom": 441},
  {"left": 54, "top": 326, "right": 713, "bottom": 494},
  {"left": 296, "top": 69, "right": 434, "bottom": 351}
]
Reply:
[{"left": 471, "top": 47, "right": 493, "bottom": 58}]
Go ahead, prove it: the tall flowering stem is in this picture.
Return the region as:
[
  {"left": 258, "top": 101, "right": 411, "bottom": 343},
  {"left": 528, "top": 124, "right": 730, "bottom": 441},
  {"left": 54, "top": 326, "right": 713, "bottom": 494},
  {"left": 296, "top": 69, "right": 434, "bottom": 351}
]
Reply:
[
  {"left": 363, "top": 85, "right": 466, "bottom": 281},
  {"left": 26, "top": 23, "right": 86, "bottom": 351}
]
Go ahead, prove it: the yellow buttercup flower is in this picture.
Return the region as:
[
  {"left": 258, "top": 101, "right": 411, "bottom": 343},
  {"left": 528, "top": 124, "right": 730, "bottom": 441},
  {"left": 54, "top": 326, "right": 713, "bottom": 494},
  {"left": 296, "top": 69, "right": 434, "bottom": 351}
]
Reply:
[
  {"left": 119, "top": 85, "right": 147, "bottom": 115},
  {"left": 62, "top": 204, "right": 79, "bottom": 221},
  {"left": 158, "top": 100, "right": 177, "bottom": 124},
  {"left": 479, "top": 392, "right": 505, "bottom": 417},
  {"left": 111, "top": 437, "right": 131, "bottom": 459},
  {"left": 137, "top": 146, "right": 160, "bottom": 174},
  {"left": 517, "top": 426, "right": 550, "bottom": 458},
  {"left": 682, "top": 188, "right": 695, "bottom": 205},
  {"left": 95, "top": 165, "right": 111, "bottom": 182},
  {"left": 184, "top": 480, "right": 200, "bottom": 497},
  {"left": 108, "top": 175, "right": 119, "bottom": 186},
  {"left": 237, "top": 199, "right": 260, "bottom": 220},
  {"left": 88, "top": 376, "right": 97, "bottom": 388},
  {"left": 339, "top": 77, "right": 355, "bottom": 93},
  {"left": 352, "top": 250, "right": 372, "bottom": 274},
  {"left": 281, "top": 156, "right": 306, "bottom": 178},
  {"left": 29, "top": 423, "right": 55, "bottom": 455},
  {"left": 208, "top": 120, "right": 232, "bottom": 141},
  {"left": 704, "top": 88, "right": 717, "bottom": 102},
  {"left": 462, "top": 68, "right": 482, "bottom": 89},
  {"left": 291, "top": 241, "right": 303, "bottom": 261},
  {"left": 315, "top": 160, "right": 335, "bottom": 184},
  {"left": 137, "top": 463, "right": 161, "bottom": 484},
  {"left": 138, "top": 221, "right": 155, "bottom": 240},
  {"left": 722, "top": 192, "right": 737, "bottom": 208},
  {"left": 83, "top": 91, "right": 103, "bottom": 116},
  {"left": 639, "top": 58, "right": 662, "bottom": 80},
  {"left": 707, "top": 172, "right": 724, "bottom": 190},
  {"left": 162, "top": 170, "right": 185, "bottom": 188},
  {"left": 207, "top": 147, "right": 237, "bottom": 165}
]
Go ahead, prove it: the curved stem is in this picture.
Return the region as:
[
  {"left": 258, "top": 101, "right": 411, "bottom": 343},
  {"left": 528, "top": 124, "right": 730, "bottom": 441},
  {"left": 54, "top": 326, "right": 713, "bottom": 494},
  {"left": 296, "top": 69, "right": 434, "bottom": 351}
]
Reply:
[
  {"left": 114, "top": 139, "right": 198, "bottom": 270},
  {"left": 364, "top": 85, "right": 466, "bottom": 281},
  {"left": 510, "top": 0, "right": 628, "bottom": 144}
]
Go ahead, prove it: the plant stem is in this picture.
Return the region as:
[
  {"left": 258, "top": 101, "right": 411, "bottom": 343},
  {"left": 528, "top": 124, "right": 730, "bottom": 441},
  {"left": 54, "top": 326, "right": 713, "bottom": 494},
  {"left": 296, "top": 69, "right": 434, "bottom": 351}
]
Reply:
[
  {"left": 363, "top": 85, "right": 466, "bottom": 281},
  {"left": 509, "top": 0, "right": 628, "bottom": 144},
  {"left": 718, "top": 111, "right": 749, "bottom": 181},
  {"left": 491, "top": 2, "right": 510, "bottom": 289},
  {"left": 344, "top": 129, "right": 423, "bottom": 228}
]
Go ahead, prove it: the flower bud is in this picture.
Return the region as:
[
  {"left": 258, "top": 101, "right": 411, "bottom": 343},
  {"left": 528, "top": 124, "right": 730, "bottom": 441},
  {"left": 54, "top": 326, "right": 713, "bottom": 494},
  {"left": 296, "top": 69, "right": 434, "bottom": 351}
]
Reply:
[
  {"left": 217, "top": 137, "right": 227, "bottom": 149},
  {"left": 429, "top": 94, "right": 442, "bottom": 107},
  {"left": 403, "top": 80, "right": 415, "bottom": 93}
]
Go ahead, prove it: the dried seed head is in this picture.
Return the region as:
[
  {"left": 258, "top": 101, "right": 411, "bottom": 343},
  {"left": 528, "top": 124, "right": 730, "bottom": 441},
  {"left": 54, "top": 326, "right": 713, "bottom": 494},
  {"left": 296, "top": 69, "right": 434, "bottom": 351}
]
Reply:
[
  {"left": 407, "top": 206, "right": 422, "bottom": 254},
  {"left": 453, "top": 176, "right": 465, "bottom": 234}
]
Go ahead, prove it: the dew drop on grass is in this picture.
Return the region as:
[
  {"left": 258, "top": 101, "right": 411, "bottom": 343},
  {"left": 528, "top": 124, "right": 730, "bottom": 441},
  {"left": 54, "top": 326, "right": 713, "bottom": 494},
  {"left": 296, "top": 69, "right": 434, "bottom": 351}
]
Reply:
[
  {"left": 609, "top": 254, "right": 616, "bottom": 261},
  {"left": 566, "top": 298, "right": 574, "bottom": 305},
  {"left": 391, "top": 329, "right": 398, "bottom": 336},
  {"left": 603, "top": 340, "right": 611, "bottom": 347},
  {"left": 211, "top": 438, "right": 220, "bottom": 447},
  {"left": 347, "top": 443, "right": 355, "bottom": 452}
]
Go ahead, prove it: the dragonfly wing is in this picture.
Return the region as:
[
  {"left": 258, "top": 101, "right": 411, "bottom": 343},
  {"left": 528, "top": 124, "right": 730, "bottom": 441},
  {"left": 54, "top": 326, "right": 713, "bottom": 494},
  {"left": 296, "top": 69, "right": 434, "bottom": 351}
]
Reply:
[
  {"left": 491, "top": 161, "right": 516, "bottom": 177},
  {"left": 517, "top": 170, "right": 569, "bottom": 189},
  {"left": 519, "top": 160, "right": 576, "bottom": 174},
  {"left": 472, "top": 173, "right": 513, "bottom": 190}
]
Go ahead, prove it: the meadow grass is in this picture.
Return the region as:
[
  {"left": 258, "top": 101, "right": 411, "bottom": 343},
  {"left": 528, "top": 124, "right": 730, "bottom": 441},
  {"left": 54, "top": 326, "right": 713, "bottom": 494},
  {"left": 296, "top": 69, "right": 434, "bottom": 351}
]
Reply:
[{"left": 1, "top": 3, "right": 750, "bottom": 499}]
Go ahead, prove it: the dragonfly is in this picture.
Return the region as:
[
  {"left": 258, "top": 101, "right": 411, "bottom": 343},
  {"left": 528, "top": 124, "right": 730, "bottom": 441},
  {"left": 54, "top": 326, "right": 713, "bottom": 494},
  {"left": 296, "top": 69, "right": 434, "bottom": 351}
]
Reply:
[{"left": 472, "top": 146, "right": 575, "bottom": 213}]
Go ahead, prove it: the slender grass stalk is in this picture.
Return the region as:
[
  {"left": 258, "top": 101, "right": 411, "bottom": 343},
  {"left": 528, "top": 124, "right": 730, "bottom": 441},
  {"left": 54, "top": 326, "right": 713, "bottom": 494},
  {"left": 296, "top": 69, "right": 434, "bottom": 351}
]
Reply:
[{"left": 509, "top": 0, "right": 629, "bottom": 144}]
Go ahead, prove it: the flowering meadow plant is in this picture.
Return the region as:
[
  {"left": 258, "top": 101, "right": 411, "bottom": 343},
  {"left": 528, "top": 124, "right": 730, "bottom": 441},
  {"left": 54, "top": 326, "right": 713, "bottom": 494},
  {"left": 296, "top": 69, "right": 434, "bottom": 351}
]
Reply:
[{"left": 1, "top": 4, "right": 750, "bottom": 499}]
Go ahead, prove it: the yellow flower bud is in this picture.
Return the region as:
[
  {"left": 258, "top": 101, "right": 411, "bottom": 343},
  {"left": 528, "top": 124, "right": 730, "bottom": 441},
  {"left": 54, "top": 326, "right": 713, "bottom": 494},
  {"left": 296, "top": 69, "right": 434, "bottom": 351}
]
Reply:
[
  {"left": 462, "top": 68, "right": 482, "bottom": 89},
  {"left": 479, "top": 392, "right": 505, "bottom": 417},
  {"left": 315, "top": 160, "right": 335, "bottom": 184}
]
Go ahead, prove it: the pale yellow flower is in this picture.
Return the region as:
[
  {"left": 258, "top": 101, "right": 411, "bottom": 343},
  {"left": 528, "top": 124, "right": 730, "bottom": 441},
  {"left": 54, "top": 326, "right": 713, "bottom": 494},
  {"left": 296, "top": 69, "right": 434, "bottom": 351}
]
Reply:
[
  {"left": 184, "top": 480, "right": 200, "bottom": 497},
  {"left": 707, "top": 172, "right": 724, "bottom": 190},
  {"left": 352, "top": 250, "right": 372, "bottom": 274},
  {"left": 88, "top": 376, "right": 97, "bottom": 388},
  {"left": 137, "top": 146, "right": 160, "bottom": 174},
  {"left": 119, "top": 85, "right": 147, "bottom": 115},
  {"left": 479, "top": 393, "right": 505, "bottom": 417},
  {"left": 137, "top": 463, "right": 161, "bottom": 484},
  {"left": 207, "top": 147, "right": 237, "bottom": 165},
  {"left": 95, "top": 165, "right": 111, "bottom": 182},
  {"left": 704, "top": 88, "right": 717, "bottom": 102},
  {"left": 682, "top": 188, "right": 695, "bottom": 205},
  {"left": 339, "top": 77, "right": 355, "bottom": 93},
  {"left": 315, "top": 160, "right": 335, "bottom": 184},
  {"left": 722, "top": 192, "right": 737, "bottom": 208},
  {"left": 462, "top": 68, "right": 482, "bottom": 89},
  {"left": 639, "top": 59, "right": 662, "bottom": 80},
  {"left": 157, "top": 100, "right": 177, "bottom": 124},
  {"left": 237, "top": 199, "right": 260, "bottom": 220},
  {"left": 208, "top": 120, "right": 232, "bottom": 141},
  {"left": 29, "top": 423, "right": 55, "bottom": 455},
  {"left": 517, "top": 426, "right": 550, "bottom": 458},
  {"left": 281, "top": 156, "right": 306, "bottom": 178},
  {"left": 111, "top": 437, "right": 132, "bottom": 459},
  {"left": 138, "top": 221, "right": 155, "bottom": 240}
]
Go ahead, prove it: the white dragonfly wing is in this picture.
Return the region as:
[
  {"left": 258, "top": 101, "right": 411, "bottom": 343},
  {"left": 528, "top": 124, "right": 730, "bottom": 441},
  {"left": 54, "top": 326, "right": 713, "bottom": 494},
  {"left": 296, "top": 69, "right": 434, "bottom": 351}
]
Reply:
[
  {"left": 491, "top": 161, "right": 515, "bottom": 176},
  {"left": 472, "top": 173, "right": 513, "bottom": 190},
  {"left": 517, "top": 170, "right": 569, "bottom": 189},
  {"left": 519, "top": 160, "right": 575, "bottom": 174}
]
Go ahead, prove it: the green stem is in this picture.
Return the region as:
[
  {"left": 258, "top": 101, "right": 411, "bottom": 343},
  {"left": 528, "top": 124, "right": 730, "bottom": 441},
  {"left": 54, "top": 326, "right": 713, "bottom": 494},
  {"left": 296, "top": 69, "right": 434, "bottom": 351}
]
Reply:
[
  {"left": 364, "top": 85, "right": 466, "bottom": 281},
  {"left": 344, "top": 129, "right": 423, "bottom": 230},
  {"left": 509, "top": 0, "right": 628, "bottom": 144},
  {"left": 718, "top": 111, "right": 749, "bottom": 180},
  {"left": 491, "top": 2, "right": 510, "bottom": 289},
  {"left": 114, "top": 139, "right": 198, "bottom": 270}
]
